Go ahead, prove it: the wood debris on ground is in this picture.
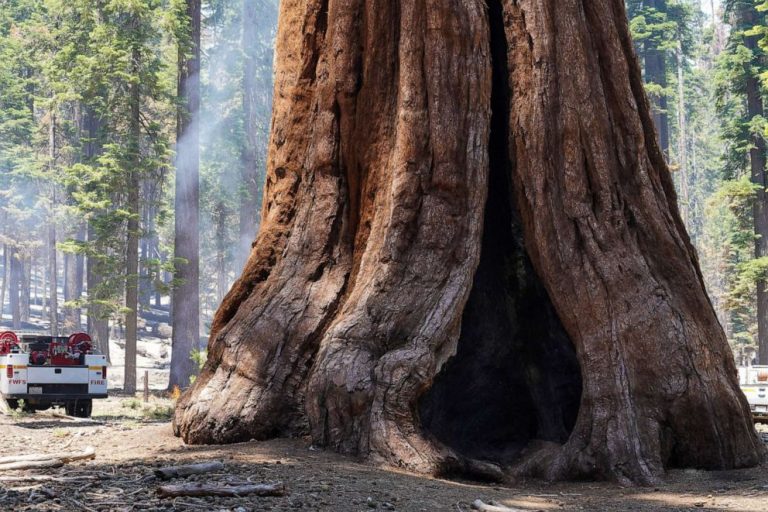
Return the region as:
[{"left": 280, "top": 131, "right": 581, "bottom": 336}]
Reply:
[
  {"left": 0, "top": 452, "right": 288, "bottom": 511},
  {"left": 1, "top": 406, "right": 767, "bottom": 512}
]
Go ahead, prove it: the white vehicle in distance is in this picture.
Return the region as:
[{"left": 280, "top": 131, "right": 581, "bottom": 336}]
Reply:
[
  {"left": 0, "top": 331, "right": 108, "bottom": 418},
  {"left": 739, "top": 365, "right": 768, "bottom": 423}
]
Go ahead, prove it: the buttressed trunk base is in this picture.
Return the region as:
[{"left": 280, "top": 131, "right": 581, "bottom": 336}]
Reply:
[{"left": 174, "top": 0, "right": 765, "bottom": 485}]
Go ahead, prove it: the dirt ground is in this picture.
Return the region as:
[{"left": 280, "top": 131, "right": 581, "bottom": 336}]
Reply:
[{"left": 1, "top": 396, "right": 767, "bottom": 512}]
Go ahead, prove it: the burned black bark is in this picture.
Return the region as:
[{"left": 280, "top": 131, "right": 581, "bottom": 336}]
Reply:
[{"left": 420, "top": 6, "right": 581, "bottom": 464}]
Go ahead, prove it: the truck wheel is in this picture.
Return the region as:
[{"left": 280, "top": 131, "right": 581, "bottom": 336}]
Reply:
[
  {"left": 74, "top": 399, "right": 92, "bottom": 418},
  {"left": 6, "top": 399, "right": 18, "bottom": 411},
  {"left": 64, "top": 401, "right": 76, "bottom": 416}
]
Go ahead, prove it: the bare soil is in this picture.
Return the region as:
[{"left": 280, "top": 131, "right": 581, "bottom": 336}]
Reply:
[{"left": 1, "top": 397, "right": 767, "bottom": 511}]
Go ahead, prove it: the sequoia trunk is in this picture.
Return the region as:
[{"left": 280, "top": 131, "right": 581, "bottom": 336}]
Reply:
[{"left": 174, "top": 0, "right": 764, "bottom": 484}]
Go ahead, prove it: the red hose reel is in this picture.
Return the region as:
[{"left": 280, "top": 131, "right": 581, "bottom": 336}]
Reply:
[
  {"left": 50, "top": 333, "right": 93, "bottom": 365},
  {"left": 0, "top": 331, "right": 93, "bottom": 364},
  {"left": 0, "top": 331, "right": 19, "bottom": 355}
]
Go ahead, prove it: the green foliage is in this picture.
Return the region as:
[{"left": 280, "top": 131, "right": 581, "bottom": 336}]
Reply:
[
  {"left": 122, "top": 397, "right": 141, "bottom": 410},
  {"left": 188, "top": 347, "right": 206, "bottom": 384},
  {"left": 142, "top": 403, "right": 173, "bottom": 420},
  {"left": 627, "top": 0, "right": 696, "bottom": 46},
  {"left": 628, "top": 0, "right": 768, "bottom": 355},
  {"left": 190, "top": 347, "right": 206, "bottom": 371},
  {"left": 1, "top": 0, "right": 277, "bottom": 389}
]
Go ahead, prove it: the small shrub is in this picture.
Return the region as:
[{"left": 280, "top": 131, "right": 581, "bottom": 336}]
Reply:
[
  {"left": 191, "top": 349, "right": 207, "bottom": 371},
  {"left": 122, "top": 398, "right": 141, "bottom": 410},
  {"left": 142, "top": 404, "right": 174, "bottom": 420}
]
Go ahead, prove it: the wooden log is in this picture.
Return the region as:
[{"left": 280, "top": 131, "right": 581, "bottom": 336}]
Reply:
[
  {"left": 0, "top": 446, "right": 95, "bottom": 471},
  {"left": 0, "top": 446, "right": 95, "bottom": 465},
  {"left": 48, "top": 412, "right": 103, "bottom": 424},
  {"left": 153, "top": 461, "right": 225, "bottom": 480},
  {"left": 471, "top": 500, "right": 525, "bottom": 512},
  {"left": 156, "top": 482, "right": 287, "bottom": 498},
  {"left": 0, "top": 459, "right": 64, "bottom": 471},
  {"left": 0, "top": 475, "right": 101, "bottom": 483}
]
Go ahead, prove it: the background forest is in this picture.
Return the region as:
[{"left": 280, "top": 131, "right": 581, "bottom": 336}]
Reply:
[{"left": 1, "top": 0, "right": 768, "bottom": 391}]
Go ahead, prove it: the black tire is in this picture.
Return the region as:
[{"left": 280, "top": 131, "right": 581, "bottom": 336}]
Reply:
[
  {"left": 64, "top": 401, "right": 76, "bottom": 416},
  {"left": 74, "top": 399, "right": 92, "bottom": 418},
  {"left": 5, "top": 399, "right": 18, "bottom": 412}
]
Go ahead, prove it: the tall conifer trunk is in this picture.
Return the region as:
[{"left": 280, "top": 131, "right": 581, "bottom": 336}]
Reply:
[
  {"left": 9, "top": 245, "right": 21, "bottom": 330},
  {"left": 82, "top": 107, "right": 110, "bottom": 360},
  {"left": 740, "top": 5, "right": 768, "bottom": 365},
  {"left": 676, "top": 42, "right": 689, "bottom": 227},
  {"left": 19, "top": 253, "right": 29, "bottom": 323},
  {"left": 169, "top": 0, "right": 201, "bottom": 390},
  {"left": 175, "top": 0, "right": 764, "bottom": 484},
  {"left": 0, "top": 244, "right": 7, "bottom": 322},
  {"left": 644, "top": 0, "right": 670, "bottom": 159},
  {"left": 63, "top": 225, "right": 85, "bottom": 332},
  {"left": 237, "top": 0, "right": 263, "bottom": 272},
  {"left": 48, "top": 111, "right": 58, "bottom": 337},
  {"left": 87, "top": 224, "right": 110, "bottom": 361},
  {"left": 124, "top": 22, "right": 142, "bottom": 394}
]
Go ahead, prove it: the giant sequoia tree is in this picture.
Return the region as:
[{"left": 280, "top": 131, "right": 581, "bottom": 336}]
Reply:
[{"left": 174, "top": 0, "right": 765, "bottom": 484}]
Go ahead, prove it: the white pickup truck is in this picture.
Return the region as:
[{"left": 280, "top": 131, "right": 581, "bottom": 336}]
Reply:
[
  {"left": 738, "top": 365, "right": 768, "bottom": 422},
  {"left": 0, "top": 332, "right": 108, "bottom": 417}
]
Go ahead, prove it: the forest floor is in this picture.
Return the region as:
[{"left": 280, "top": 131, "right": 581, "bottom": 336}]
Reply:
[{"left": 0, "top": 397, "right": 767, "bottom": 511}]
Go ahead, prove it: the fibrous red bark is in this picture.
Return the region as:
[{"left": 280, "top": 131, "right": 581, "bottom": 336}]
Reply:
[{"left": 174, "top": 0, "right": 766, "bottom": 484}]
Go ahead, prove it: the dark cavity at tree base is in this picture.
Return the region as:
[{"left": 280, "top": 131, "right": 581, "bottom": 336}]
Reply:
[{"left": 420, "top": 0, "right": 582, "bottom": 468}]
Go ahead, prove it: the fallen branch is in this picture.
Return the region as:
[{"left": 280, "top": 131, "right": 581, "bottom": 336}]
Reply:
[
  {"left": 153, "top": 461, "right": 225, "bottom": 480},
  {"left": 0, "top": 475, "right": 101, "bottom": 483},
  {"left": 0, "top": 446, "right": 95, "bottom": 465},
  {"left": 156, "top": 482, "right": 287, "bottom": 498},
  {"left": 0, "top": 459, "right": 64, "bottom": 471},
  {"left": 49, "top": 412, "right": 103, "bottom": 424},
  {"left": 0, "top": 446, "right": 95, "bottom": 471},
  {"left": 471, "top": 500, "right": 526, "bottom": 512}
]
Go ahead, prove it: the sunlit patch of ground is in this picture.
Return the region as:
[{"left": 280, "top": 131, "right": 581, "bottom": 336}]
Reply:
[{"left": 633, "top": 491, "right": 768, "bottom": 511}]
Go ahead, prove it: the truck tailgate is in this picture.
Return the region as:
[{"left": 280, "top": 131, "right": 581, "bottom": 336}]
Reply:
[{"left": 27, "top": 366, "right": 89, "bottom": 384}]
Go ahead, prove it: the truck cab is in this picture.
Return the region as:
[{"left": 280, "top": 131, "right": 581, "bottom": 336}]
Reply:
[{"left": 0, "top": 331, "right": 108, "bottom": 417}]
